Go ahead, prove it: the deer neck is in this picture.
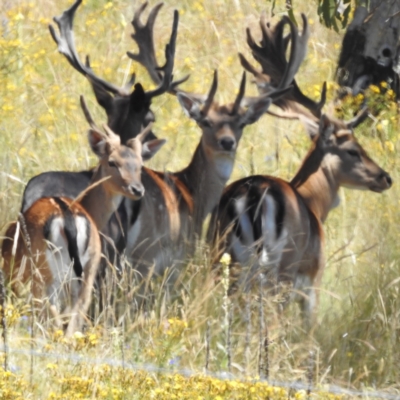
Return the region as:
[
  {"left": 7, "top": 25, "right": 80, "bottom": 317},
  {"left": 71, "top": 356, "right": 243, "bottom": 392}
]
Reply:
[
  {"left": 291, "top": 147, "right": 340, "bottom": 223},
  {"left": 79, "top": 166, "right": 123, "bottom": 231},
  {"left": 176, "top": 141, "right": 235, "bottom": 234}
]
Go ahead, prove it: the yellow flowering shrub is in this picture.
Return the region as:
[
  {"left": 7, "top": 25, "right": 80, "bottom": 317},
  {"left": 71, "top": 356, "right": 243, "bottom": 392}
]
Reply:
[{"left": 0, "top": 366, "right": 344, "bottom": 400}]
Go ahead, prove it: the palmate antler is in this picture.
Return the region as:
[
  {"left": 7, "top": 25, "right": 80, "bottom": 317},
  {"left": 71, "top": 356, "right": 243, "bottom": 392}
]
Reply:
[
  {"left": 239, "top": 13, "right": 327, "bottom": 121},
  {"left": 128, "top": 3, "right": 291, "bottom": 114},
  {"left": 49, "top": 0, "right": 186, "bottom": 143},
  {"left": 127, "top": 2, "right": 189, "bottom": 95},
  {"left": 49, "top": 0, "right": 180, "bottom": 101},
  {"left": 240, "top": 13, "right": 372, "bottom": 131},
  {"left": 49, "top": 0, "right": 132, "bottom": 96}
]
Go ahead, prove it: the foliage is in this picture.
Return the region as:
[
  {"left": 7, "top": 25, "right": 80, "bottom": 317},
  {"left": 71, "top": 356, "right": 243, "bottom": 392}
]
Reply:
[
  {"left": 317, "top": 0, "right": 352, "bottom": 31},
  {"left": 0, "top": 362, "right": 344, "bottom": 400}
]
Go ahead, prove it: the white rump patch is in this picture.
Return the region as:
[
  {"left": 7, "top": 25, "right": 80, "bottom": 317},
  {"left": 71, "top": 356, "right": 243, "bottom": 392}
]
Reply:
[
  {"left": 45, "top": 215, "right": 88, "bottom": 313},
  {"left": 75, "top": 215, "right": 90, "bottom": 272},
  {"left": 235, "top": 195, "right": 254, "bottom": 246},
  {"left": 230, "top": 191, "right": 290, "bottom": 291}
]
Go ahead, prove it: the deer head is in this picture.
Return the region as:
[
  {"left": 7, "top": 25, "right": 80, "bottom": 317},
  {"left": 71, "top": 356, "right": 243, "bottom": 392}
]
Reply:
[
  {"left": 80, "top": 96, "right": 166, "bottom": 199},
  {"left": 292, "top": 113, "right": 392, "bottom": 195},
  {"left": 177, "top": 71, "right": 290, "bottom": 181},
  {"left": 49, "top": 0, "right": 182, "bottom": 144}
]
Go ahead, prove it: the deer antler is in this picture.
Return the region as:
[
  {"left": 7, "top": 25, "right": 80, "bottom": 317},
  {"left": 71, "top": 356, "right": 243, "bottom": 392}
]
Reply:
[
  {"left": 231, "top": 72, "right": 247, "bottom": 115},
  {"left": 79, "top": 95, "right": 98, "bottom": 130},
  {"left": 49, "top": 0, "right": 132, "bottom": 96},
  {"left": 240, "top": 13, "right": 326, "bottom": 120},
  {"left": 127, "top": 2, "right": 189, "bottom": 98},
  {"left": 128, "top": 2, "right": 163, "bottom": 84},
  {"left": 201, "top": 70, "right": 218, "bottom": 115}
]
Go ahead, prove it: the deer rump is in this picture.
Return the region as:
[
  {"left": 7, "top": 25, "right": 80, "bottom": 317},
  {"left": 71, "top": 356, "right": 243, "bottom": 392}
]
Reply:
[
  {"left": 2, "top": 197, "right": 99, "bottom": 313},
  {"left": 212, "top": 175, "right": 322, "bottom": 292},
  {"left": 21, "top": 171, "right": 129, "bottom": 268}
]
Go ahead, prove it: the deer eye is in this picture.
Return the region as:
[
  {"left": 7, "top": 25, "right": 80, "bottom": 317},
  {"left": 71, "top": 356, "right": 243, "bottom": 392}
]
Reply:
[
  {"left": 200, "top": 118, "right": 213, "bottom": 128},
  {"left": 108, "top": 160, "right": 117, "bottom": 168},
  {"left": 347, "top": 150, "right": 360, "bottom": 158}
]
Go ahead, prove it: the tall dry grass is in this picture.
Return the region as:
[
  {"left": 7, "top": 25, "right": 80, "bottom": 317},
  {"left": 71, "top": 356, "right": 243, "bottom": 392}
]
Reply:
[{"left": 0, "top": 0, "right": 399, "bottom": 397}]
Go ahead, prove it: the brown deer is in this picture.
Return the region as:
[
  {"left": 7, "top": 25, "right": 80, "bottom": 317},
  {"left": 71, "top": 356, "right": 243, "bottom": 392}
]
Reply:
[
  {"left": 209, "top": 13, "right": 392, "bottom": 324},
  {"left": 118, "top": 71, "right": 291, "bottom": 296},
  {"left": 115, "top": 9, "right": 297, "bottom": 298},
  {"left": 1, "top": 98, "right": 166, "bottom": 335},
  {"left": 22, "top": 0, "right": 184, "bottom": 212}
]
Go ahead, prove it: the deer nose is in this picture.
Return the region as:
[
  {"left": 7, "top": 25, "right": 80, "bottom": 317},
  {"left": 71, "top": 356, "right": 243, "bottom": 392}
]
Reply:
[
  {"left": 219, "top": 137, "right": 236, "bottom": 151},
  {"left": 129, "top": 184, "right": 145, "bottom": 198},
  {"left": 380, "top": 171, "right": 392, "bottom": 188}
]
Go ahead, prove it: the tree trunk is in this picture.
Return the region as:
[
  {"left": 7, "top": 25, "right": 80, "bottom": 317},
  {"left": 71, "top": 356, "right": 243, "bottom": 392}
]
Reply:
[{"left": 337, "top": 0, "right": 400, "bottom": 98}]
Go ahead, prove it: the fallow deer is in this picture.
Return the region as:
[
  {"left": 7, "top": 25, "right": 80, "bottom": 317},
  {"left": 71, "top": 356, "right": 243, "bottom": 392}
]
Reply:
[
  {"left": 121, "top": 71, "right": 290, "bottom": 289},
  {"left": 209, "top": 13, "right": 393, "bottom": 323},
  {"left": 21, "top": 0, "right": 182, "bottom": 212},
  {"left": 117, "top": 9, "right": 299, "bottom": 295},
  {"left": 1, "top": 98, "right": 166, "bottom": 335}
]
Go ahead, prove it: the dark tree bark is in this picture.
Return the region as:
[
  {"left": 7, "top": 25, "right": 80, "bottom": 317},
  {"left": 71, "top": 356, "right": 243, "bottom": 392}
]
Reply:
[{"left": 337, "top": 0, "right": 400, "bottom": 98}]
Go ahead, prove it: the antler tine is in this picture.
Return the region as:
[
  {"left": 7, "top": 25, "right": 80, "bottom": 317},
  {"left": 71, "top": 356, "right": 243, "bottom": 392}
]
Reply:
[
  {"left": 169, "top": 74, "right": 191, "bottom": 92},
  {"left": 346, "top": 107, "right": 369, "bottom": 129},
  {"left": 80, "top": 95, "right": 120, "bottom": 142},
  {"left": 136, "top": 122, "right": 154, "bottom": 143},
  {"left": 80, "top": 95, "right": 98, "bottom": 130},
  {"left": 231, "top": 72, "right": 246, "bottom": 115},
  {"left": 49, "top": 0, "right": 127, "bottom": 96},
  {"left": 201, "top": 70, "right": 218, "bottom": 116},
  {"left": 132, "top": 2, "right": 150, "bottom": 29},
  {"left": 102, "top": 124, "right": 120, "bottom": 142},
  {"left": 239, "top": 53, "right": 264, "bottom": 79},
  {"left": 124, "top": 72, "right": 137, "bottom": 91}
]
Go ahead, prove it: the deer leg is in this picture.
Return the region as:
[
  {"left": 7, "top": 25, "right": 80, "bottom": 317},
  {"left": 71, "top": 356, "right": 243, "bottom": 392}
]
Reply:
[
  {"left": 292, "top": 273, "right": 317, "bottom": 329},
  {"left": 65, "top": 251, "right": 100, "bottom": 337}
]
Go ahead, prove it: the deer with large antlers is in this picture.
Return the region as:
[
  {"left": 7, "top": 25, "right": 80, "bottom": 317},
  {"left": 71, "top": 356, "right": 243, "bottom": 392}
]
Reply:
[
  {"left": 117, "top": 71, "right": 290, "bottom": 297},
  {"left": 1, "top": 98, "right": 166, "bottom": 335},
  {"left": 117, "top": 7, "right": 293, "bottom": 296},
  {"left": 209, "top": 14, "right": 392, "bottom": 324},
  {"left": 21, "top": 0, "right": 182, "bottom": 212}
]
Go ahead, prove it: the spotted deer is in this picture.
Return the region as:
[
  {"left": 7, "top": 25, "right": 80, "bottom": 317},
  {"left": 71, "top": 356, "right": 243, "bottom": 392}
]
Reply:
[
  {"left": 1, "top": 98, "right": 166, "bottom": 335},
  {"left": 209, "top": 13, "right": 393, "bottom": 323}
]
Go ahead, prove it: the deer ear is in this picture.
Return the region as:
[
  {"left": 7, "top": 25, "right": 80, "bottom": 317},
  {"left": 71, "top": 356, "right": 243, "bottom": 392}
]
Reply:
[
  {"left": 177, "top": 93, "right": 203, "bottom": 121},
  {"left": 141, "top": 139, "right": 167, "bottom": 161},
  {"left": 88, "top": 128, "right": 107, "bottom": 158}
]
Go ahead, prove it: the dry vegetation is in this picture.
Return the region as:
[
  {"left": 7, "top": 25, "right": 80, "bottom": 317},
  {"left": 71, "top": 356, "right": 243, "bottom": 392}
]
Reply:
[{"left": 0, "top": 0, "right": 399, "bottom": 398}]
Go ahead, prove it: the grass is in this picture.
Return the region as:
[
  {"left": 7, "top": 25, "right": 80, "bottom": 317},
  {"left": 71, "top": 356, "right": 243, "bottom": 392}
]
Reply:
[{"left": 0, "top": 0, "right": 400, "bottom": 398}]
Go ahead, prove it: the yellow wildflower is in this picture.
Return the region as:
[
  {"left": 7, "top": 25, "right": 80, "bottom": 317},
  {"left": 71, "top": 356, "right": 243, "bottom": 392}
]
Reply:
[{"left": 369, "top": 84, "right": 380, "bottom": 94}]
